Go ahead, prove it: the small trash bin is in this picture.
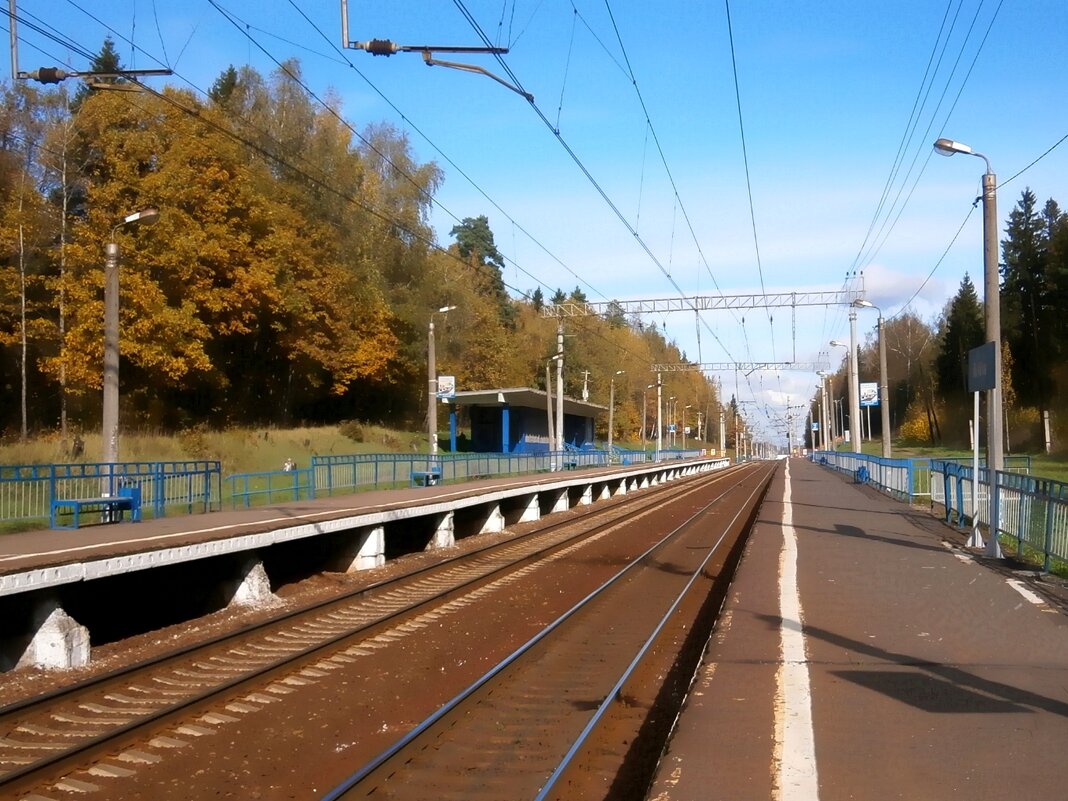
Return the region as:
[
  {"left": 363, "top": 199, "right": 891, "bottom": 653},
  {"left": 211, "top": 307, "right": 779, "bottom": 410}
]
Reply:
[
  {"left": 854, "top": 466, "right": 869, "bottom": 484},
  {"left": 118, "top": 484, "right": 143, "bottom": 522}
]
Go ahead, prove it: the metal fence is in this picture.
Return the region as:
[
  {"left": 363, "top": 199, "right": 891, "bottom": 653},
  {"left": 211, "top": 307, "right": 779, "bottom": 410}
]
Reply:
[
  {"left": 811, "top": 451, "right": 933, "bottom": 503},
  {"left": 0, "top": 461, "right": 222, "bottom": 524},
  {"left": 225, "top": 468, "right": 315, "bottom": 508},
  {"left": 4, "top": 448, "right": 709, "bottom": 523},
  {"left": 932, "top": 460, "right": 1068, "bottom": 572}
]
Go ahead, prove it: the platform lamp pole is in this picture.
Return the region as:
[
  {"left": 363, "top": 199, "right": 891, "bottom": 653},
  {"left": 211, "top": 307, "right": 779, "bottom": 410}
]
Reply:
[
  {"left": 102, "top": 207, "right": 159, "bottom": 475},
  {"left": 934, "top": 137, "right": 1003, "bottom": 558},
  {"left": 546, "top": 354, "right": 562, "bottom": 469},
  {"left": 830, "top": 337, "right": 859, "bottom": 454},
  {"left": 853, "top": 299, "right": 891, "bottom": 458},
  {"left": 643, "top": 383, "right": 655, "bottom": 455},
  {"left": 427, "top": 305, "right": 456, "bottom": 456},
  {"left": 607, "top": 370, "right": 624, "bottom": 455},
  {"left": 656, "top": 373, "right": 663, "bottom": 463}
]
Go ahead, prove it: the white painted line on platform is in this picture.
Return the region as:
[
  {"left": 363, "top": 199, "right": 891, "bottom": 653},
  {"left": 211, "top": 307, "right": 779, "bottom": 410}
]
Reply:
[
  {"left": 1006, "top": 579, "right": 1045, "bottom": 606},
  {"left": 775, "top": 461, "right": 820, "bottom": 801}
]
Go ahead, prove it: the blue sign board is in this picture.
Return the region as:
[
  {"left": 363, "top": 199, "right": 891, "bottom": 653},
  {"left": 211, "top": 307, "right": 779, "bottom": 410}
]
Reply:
[{"left": 968, "top": 342, "right": 996, "bottom": 392}]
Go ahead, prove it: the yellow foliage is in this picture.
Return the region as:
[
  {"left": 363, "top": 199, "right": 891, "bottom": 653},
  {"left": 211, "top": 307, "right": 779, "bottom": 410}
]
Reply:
[{"left": 898, "top": 399, "right": 938, "bottom": 445}]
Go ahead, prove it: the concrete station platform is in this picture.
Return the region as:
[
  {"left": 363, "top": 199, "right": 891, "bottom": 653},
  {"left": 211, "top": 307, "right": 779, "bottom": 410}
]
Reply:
[
  {"left": 649, "top": 456, "right": 1068, "bottom": 801},
  {"left": 0, "top": 458, "right": 719, "bottom": 670}
]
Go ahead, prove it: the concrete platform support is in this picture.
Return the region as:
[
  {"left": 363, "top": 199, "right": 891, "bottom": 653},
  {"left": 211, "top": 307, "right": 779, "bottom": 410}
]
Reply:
[
  {"left": 479, "top": 504, "right": 505, "bottom": 534},
  {"left": 17, "top": 597, "right": 90, "bottom": 670},
  {"left": 579, "top": 485, "right": 594, "bottom": 507},
  {"left": 228, "top": 557, "right": 278, "bottom": 608},
  {"left": 334, "top": 525, "right": 385, "bottom": 573},
  {"left": 547, "top": 488, "right": 569, "bottom": 515},
  {"left": 427, "top": 512, "right": 455, "bottom": 550},
  {"left": 597, "top": 483, "right": 611, "bottom": 501},
  {"left": 614, "top": 480, "right": 628, "bottom": 497},
  {"left": 517, "top": 494, "right": 540, "bottom": 523}
]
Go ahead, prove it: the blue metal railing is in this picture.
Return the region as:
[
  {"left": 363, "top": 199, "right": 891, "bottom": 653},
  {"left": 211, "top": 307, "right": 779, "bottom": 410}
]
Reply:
[
  {"left": 810, "top": 451, "right": 932, "bottom": 502},
  {"left": 1, "top": 461, "right": 221, "bottom": 524},
  {"left": 813, "top": 451, "right": 1064, "bottom": 572},
  {"left": 931, "top": 460, "right": 1068, "bottom": 572},
  {"left": 225, "top": 468, "right": 315, "bottom": 508}
]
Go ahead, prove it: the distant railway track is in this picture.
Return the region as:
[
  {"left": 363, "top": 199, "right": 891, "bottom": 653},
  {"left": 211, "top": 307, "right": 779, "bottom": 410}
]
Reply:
[{"left": 0, "top": 461, "right": 764, "bottom": 798}]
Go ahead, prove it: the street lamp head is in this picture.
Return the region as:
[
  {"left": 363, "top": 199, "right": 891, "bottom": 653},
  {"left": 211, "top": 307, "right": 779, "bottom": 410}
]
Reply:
[
  {"left": 933, "top": 137, "right": 972, "bottom": 157},
  {"left": 121, "top": 207, "right": 160, "bottom": 227},
  {"left": 829, "top": 340, "right": 846, "bottom": 348},
  {"left": 437, "top": 305, "right": 457, "bottom": 313},
  {"left": 547, "top": 353, "right": 563, "bottom": 363},
  {"left": 614, "top": 370, "right": 625, "bottom": 376},
  {"left": 852, "top": 299, "right": 873, "bottom": 309}
]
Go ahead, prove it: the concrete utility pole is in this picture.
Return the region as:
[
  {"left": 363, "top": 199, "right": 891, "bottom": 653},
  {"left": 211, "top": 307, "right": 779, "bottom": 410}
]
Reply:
[
  {"left": 556, "top": 323, "right": 564, "bottom": 453},
  {"left": 607, "top": 370, "right": 624, "bottom": 454},
  {"left": 102, "top": 208, "right": 159, "bottom": 469},
  {"left": 934, "top": 137, "right": 1003, "bottom": 557},
  {"left": 853, "top": 300, "right": 891, "bottom": 458},
  {"left": 427, "top": 305, "right": 456, "bottom": 455},
  {"left": 848, "top": 308, "right": 862, "bottom": 454},
  {"left": 656, "top": 373, "right": 663, "bottom": 462}
]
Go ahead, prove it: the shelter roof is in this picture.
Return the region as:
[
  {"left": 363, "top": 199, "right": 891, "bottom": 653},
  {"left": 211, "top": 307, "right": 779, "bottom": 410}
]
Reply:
[{"left": 450, "top": 387, "right": 606, "bottom": 416}]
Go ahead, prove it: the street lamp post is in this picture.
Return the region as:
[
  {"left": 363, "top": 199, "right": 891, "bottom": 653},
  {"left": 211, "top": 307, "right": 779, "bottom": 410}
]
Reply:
[
  {"left": 546, "top": 354, "right": 562, "bottom": 467},
  {"left": 655, "top": 374, "right": 663, "bottom": 463},
  {"left": 830, "top": 333, "right": 860, "bottom": 454},
  {"left": 817, "top": 371, "right": 830, "bottom": 450},
  {"left": 853, "top": 300, "right": 891, "bottom": 458},
  {"left": 427, "top": 305, "right": 457, "bottom": 455},
  {"left": 607, "top": 370, "right": 624, "bottom": 454},
  {"left": 102, "top": 207, "right": 159, "bottom": 469},
  {"left": 934, "top": 137, "right": 1003, "bottom": 557},
  {"left": 667, "top": 396, "right": 676, "bottom": 449},
  {"left": 643, "top": 383, "right": 655, "bottom": 455},
  {"left": 683, "top": 404, "right": 692, "bottom": 449},
  {"left": 811, "top": 386, "right": 820, "bottom": 452}
]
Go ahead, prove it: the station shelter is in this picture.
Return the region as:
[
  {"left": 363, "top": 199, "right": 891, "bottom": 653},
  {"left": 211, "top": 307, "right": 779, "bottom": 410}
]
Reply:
[{"left": 443, "top": 388, "right": 605, "bottom": 453}]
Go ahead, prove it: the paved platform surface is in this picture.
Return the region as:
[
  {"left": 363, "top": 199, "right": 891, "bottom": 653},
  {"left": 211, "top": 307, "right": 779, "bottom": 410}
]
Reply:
[
  {"left": 649, "top": 456, "right": 1068, "bottom": 801},
  {"left": 0, "top": 462, "right": 666, "bottom": 578}
]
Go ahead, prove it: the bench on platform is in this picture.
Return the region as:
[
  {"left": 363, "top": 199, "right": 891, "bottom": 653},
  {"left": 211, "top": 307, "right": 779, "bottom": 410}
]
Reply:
[
  {"left": 410, "top": 468, "right": 442, "bottom": 488},
  {"left": 50, "top": 485, "right": 143, "bottom": 529}
]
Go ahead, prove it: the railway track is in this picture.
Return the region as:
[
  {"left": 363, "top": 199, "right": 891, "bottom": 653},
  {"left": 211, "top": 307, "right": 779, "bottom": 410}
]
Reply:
[
  {"left": 0, "top": 462, "right": 757, "bottom": 799},
  {"left": 323, "top": 460, "right": 777, "bottom": 800}
]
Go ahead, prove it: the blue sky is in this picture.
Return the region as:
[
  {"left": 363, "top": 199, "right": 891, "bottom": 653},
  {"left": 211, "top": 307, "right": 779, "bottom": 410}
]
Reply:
[{"left": 9, "top": 1, "right": 1068, "bottom": 445}]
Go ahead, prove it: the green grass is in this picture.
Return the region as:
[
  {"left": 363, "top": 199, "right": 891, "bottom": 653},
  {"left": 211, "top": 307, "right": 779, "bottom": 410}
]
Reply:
[
  {"left": 0, "top": 424, "right": 428, "bottom": 476},
  {"left": 841, "top": 440, "right": 1068, "bottom": 484}
]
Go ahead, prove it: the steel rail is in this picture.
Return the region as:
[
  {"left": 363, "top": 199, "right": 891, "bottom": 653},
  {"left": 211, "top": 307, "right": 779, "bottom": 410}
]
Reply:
[
  {"left": 320, "top": 463, "right": 772, "bottom": 800},
  {"left": 534, "top": 464, "right": 773, "bottom": 799},
  {"left": 0, "top": 465, "right": 740, "bottom": 794}
]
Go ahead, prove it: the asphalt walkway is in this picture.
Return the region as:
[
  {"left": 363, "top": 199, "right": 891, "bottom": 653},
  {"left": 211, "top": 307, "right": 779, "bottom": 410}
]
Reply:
[{"left": 648, "top": 456, "right": 1068, "bottom": 801}]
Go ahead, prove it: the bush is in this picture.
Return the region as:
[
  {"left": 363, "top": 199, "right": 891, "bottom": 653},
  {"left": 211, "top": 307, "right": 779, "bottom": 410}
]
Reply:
[
  {"left": 178, "top": 423, "right": 211, "bottom": 458},
  {"left": 898, "top": 400, "right": 935, "bottom": 445},
  {"left": 338, "top": 420, "right": 365, "bottom": 442}
]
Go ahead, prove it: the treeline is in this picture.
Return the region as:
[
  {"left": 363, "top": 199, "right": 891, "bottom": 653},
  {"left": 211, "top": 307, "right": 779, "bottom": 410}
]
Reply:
[
  {"left": 816, "top": 188, "right": 1068, "bottom": 453},
  {"left": 0, "top": 48, "right": 720, "bottom": 447}
]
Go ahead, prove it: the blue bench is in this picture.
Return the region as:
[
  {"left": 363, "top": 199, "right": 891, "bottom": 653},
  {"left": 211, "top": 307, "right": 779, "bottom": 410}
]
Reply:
[
  {"left": 50, "top": 485, "right": 143, "bottom": 529},
  {"left": 410, "top": 468, "right": 442, "bottom": 488}
]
